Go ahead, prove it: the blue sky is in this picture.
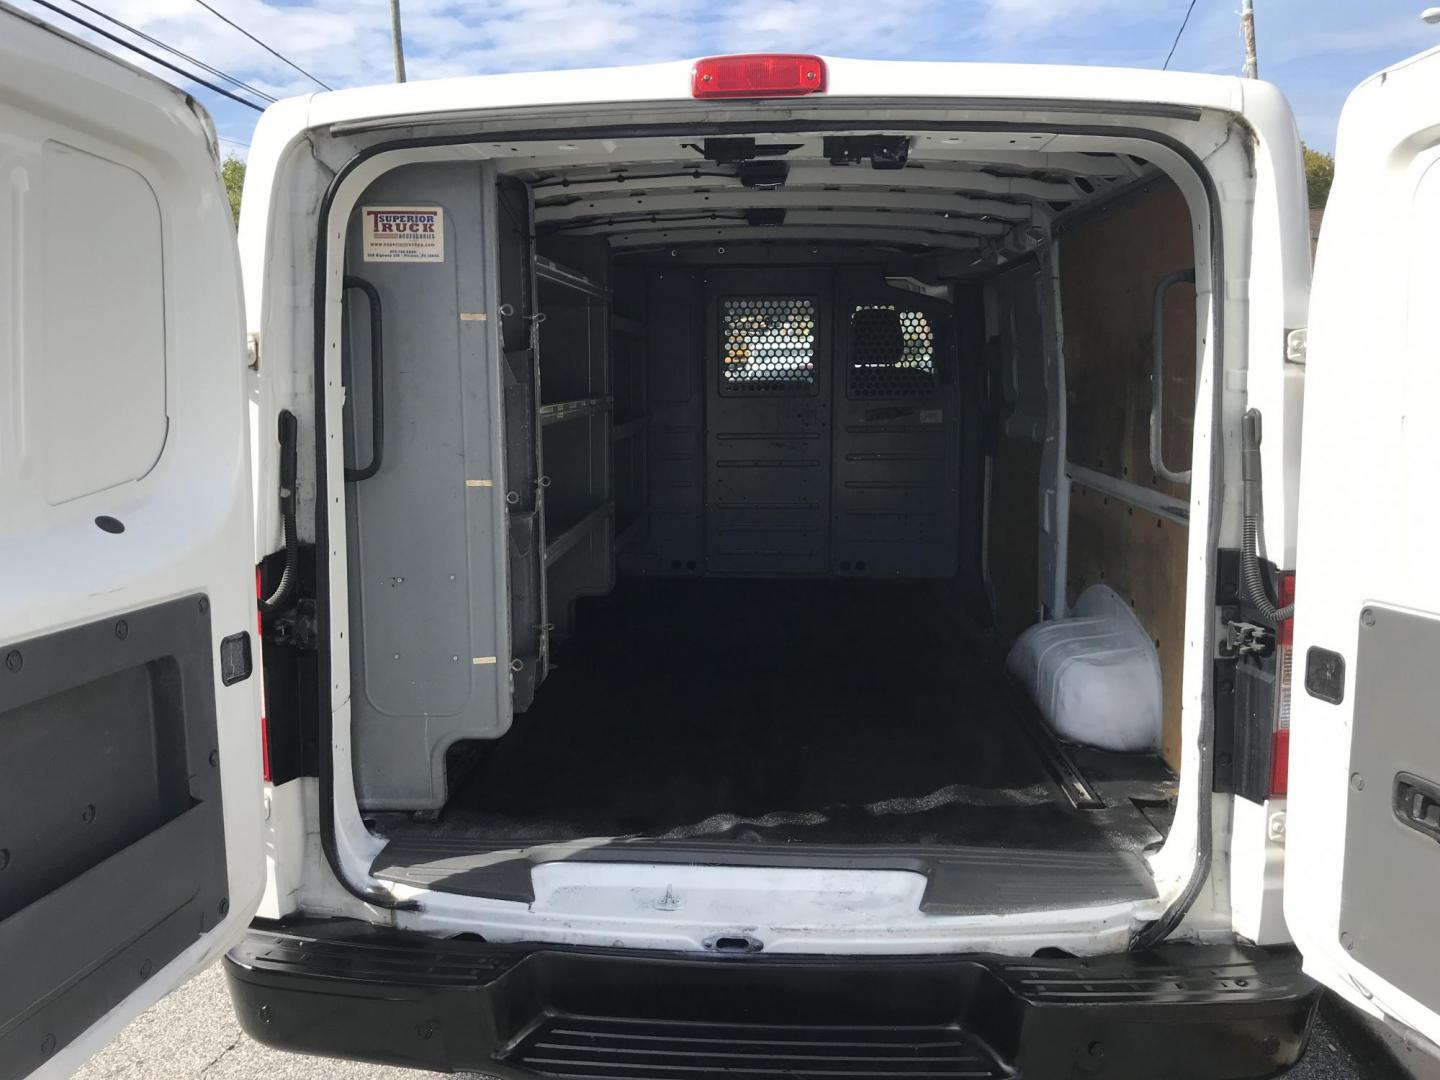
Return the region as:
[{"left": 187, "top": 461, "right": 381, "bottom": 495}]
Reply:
[{"left": 17, "top": 0, "right": 1439, "bottom": 157}]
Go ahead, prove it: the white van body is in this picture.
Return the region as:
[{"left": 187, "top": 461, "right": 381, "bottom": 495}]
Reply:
[{"left": 4, "top": 4, "right": 1440, "bottom": 1075}]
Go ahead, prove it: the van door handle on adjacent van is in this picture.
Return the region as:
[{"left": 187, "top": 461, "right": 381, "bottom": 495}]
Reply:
[
  {"left": 344, "top": 275, "right": 385, "bottom": 483},
  {"left": 1394, "top": 772, "right": 1440, "bottom": 843},
  {"left": 1149, "top": 268, "right": 1195, "bottom": 486}
]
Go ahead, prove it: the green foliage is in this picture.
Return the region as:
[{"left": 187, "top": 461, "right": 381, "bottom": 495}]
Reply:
[
  {"left": 222, "top": 154, "right": 246, "bottom": 226},
  {"left": 1303, "top": 145, "right": 1334, "bottom": 209}
]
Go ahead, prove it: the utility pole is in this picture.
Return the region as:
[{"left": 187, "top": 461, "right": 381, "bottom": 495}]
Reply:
[
  {"left": 389, "top": 0, "right": 407, "bottom": 83},
  {"left": 1241, "top": 0, "right": 1259, "bottom": 79}
]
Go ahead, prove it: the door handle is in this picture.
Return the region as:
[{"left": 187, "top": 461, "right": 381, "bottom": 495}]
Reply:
[
  {"left": 1149, "top": 268, "right": 1196, "bottom": 486},
  {"left": 343, "top": 275, "right": 385, "bottom": 482},
  {"left": 1393, "top": 772, "right": 1440, "bottom": 842}
]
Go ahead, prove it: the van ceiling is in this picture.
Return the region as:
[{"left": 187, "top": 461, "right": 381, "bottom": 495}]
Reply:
[{"left": 496, "top": 132, "right": 1152, "bottom": 259}]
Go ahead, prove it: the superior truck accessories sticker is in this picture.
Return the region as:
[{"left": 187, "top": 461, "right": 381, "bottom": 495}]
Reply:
[{"left": 362, "top": 206, "right": 444, "bottom": 262}]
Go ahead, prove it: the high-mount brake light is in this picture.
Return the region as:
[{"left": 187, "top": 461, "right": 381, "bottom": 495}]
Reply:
[{"left": 691, "top": 54, "right": 827, "bottom": 99}]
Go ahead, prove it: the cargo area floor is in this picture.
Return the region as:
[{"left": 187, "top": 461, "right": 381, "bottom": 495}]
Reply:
[{"left": 373, "top": 581, "right": 1175, "bottom": 865}]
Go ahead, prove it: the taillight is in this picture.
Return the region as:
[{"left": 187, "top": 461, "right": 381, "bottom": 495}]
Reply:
[
  {"left": 256, "top": 566, "right": 272, "bottom": 784},
  {"left": 1269, "top": 571, "right": 1296, "bottom": 797},
  {"left": 1275, "top": 572, "right": 1295, "bottom": 647},
  {"left": 691, "top": 54, "right": 827, "bottom": 99}
]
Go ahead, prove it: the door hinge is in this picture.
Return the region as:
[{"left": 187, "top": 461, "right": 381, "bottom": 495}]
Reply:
[
  {"left": 247, "top": 331, "right": 261, "bottom": 370},
  {"left": 1285, "top": 327, "right": 1307, "bottom": 364}
]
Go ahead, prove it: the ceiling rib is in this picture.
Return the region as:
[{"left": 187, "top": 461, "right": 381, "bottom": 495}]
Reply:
[
  {"left": 556, "top": 209, "right": 1010, "bottom": 239},
  {"left": 534, "top": 188, "right": 1035, "bottom": 225},
  {"left": 504, "top": 137, "right": 1142, "bottom": 257},
  {"left": 605, "top": 224, "right": 985, "bottom": 251},
  {"left": 531, "top": 165, "right": 1081, "bottom": 202}
]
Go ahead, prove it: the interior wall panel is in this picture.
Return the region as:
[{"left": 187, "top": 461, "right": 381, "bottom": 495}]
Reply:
[{"left": 1059, "top": 178, "right": 1198, "bottom": 770}]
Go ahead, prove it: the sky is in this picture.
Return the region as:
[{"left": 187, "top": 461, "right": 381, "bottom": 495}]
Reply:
[{"left": 15, "top": 0, "right": 1440, "bottom": 158}]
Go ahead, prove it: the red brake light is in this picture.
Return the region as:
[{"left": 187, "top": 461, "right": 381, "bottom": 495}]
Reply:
[
  {"left": 1268, "top": 728, "right": 1290, "bottom": 798},
  {"left": 1269, "top": 571, "right": 1296, "bottom": 797},
  {"left": 1275, "top": 572, "right": 1296, "bottom": 647},
  {"left": 691, "top": 54, "right": 826, "bottom": 99}
]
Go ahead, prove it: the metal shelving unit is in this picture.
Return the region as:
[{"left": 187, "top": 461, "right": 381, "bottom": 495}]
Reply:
[
  {"left": 535, "top": 250, "right": 614, "bottom": 637},
  {"left": 540, "top": 396, "right": 611, "bottom": 426},
  {"left": 544, "top": 501, "right": 615, "bottom": 567},
  {"left": 536, "top": 256, "right": 607, "bottom": 300}
]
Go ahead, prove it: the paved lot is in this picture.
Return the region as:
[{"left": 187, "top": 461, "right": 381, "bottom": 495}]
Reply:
[
  {"left": 75, "top": 966, "right": 429, "bottom": 1080},
  {"left": 76, "top": 962, "right": 1437, "bottom": 1080}
]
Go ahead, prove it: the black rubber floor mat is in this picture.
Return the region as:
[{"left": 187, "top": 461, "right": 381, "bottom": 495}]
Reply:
[{"left": 381, "top": 580, "right": 1174, "bottom": 854}]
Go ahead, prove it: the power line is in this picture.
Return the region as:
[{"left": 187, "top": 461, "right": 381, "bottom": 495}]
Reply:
[
  {"left": 64, "top": 0, "right": 276, "bottom": 102},
  {"left": 1162, "top": 0, "right": 1199, "bottom": 71},
  {"left": 190, "top": 0, "right": 332, "bottom": 90},
  {"left": 28, "top": 0, "right": 265, "bottom": 110}
]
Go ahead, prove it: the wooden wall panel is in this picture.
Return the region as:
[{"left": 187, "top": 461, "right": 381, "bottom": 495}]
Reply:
[
  {"left": 1060, "top": 180, "right": 1197, "bottom": 499},
  {"left": 1061, "top": 180, "right": 1198, "bottom": 771},
  {"left": 1067, "top": 484, "right": 1188, "bottom": 769}
]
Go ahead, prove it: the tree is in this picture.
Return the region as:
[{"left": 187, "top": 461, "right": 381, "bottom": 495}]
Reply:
[
  {"left": 1303, "top": 145, "right": 1334, "bottom": 209},
  {"left": 222, "top": 154, "right": 246, "bottom": 226}
]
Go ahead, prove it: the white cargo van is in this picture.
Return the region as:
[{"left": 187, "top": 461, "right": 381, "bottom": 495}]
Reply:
[{"left": 5, "top": 5, "right": 1440, "bottom": 1077}]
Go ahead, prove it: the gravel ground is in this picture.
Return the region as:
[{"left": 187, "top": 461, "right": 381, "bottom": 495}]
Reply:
[
  {"left": 75, "top": 963, "right": 1439, "bottom": 1080},
  {"left": 73, "top": 966, "right": 424, "bottom": 1080},
  {"left": 1287, "top": 994, "right": 1440, "bottom": 1080}
]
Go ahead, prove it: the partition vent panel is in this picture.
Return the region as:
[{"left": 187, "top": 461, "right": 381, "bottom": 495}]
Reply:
[
  {"left": 848, "top": 305, "right": 936, "bottom": 399},
  {"left": 719, "top": 296, "right": 817, "bottom": 395},
  {"left": 830, "top": 276, "right": 959, "bottom": 578}
]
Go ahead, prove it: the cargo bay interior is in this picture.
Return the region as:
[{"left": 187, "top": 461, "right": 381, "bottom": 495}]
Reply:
[{"left": 338, "top": 132, "right": 1201, "bottom": 901}]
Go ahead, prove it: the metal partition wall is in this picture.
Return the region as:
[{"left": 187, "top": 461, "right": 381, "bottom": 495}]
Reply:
[
  {"left": 625, "top": 265, "right": 960, "bottom": 579},
  {"left": 704, "top": 268, "right": 834, "bottom": 575},
  {"left": 830, "top": 271, "right": 961, "bottom": 578},
  {"left": 342, "top": 161, "right": 511, "bottom": 812}
]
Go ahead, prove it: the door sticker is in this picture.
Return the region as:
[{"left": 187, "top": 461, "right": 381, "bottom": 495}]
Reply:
[{"left": 362, "top": 206, "right": 444, "bottom": 262}]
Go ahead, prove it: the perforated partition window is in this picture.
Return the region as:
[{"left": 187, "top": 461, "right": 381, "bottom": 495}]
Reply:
[
  {"left": 720, "top": 297, "right": 817, "bottom": 395},
  {"left": 849, "top": 305, "right": 937, "bottom": 399}
]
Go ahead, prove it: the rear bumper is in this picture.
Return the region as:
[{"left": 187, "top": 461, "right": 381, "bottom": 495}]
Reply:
[{"left": 224, "top": 919, "right": 1319, "bottom": 1079}]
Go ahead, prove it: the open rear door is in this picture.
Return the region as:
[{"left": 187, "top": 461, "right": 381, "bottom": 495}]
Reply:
[
  {"left": 1286, "top": 44, "right": 1440, "bottom": 1045},
  {"left": 0, "top": 8, "right": 264, "bottom": 1077}
]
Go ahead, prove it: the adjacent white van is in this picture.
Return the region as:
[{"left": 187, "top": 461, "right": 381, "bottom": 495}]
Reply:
[{"left": 5, "top": 5, "right": 1440, "bottom": 1077}]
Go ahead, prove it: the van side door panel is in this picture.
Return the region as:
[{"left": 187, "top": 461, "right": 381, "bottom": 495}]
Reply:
[
  {"left": 0, "top": 10, "right": 263, "bottom": 1077},
  {"left": 1286, "top": 47, "right": 1440, "bottom": 1045}
]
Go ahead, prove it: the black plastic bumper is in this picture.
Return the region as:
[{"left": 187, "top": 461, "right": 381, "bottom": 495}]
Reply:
[{"left": 224, "top": 919, "right": 1319, "bottom": 1079}]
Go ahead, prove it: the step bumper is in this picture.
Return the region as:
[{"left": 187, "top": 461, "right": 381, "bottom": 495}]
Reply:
[{"left": 224, "top": 919, "right": 1319, "bottom": 1079}]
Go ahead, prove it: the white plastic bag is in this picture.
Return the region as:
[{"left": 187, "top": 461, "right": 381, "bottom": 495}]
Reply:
[{"left": 1005, "top": 584, "right": 1162, "bottom": 753}]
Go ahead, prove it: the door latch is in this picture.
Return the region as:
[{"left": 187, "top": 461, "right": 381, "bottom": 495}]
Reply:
[
  {"left": 1394, "top": 773, "right": 1440, "bottom": 843},
  {"left": 1226, "top": 618, "right": 1273, "bottom": 657}
]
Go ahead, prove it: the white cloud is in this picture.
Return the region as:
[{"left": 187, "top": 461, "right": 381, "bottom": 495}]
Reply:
[
  {"left": 1260, "top": 13, "right": 1429, "bottom": 67},
  {"left": 711, "top": 0, "right": 950, "bottom": 57},
  {"left": 976, "top": 0, "right": 1162, "bottom": 39}
]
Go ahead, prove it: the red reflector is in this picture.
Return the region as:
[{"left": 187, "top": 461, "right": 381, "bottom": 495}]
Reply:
[
  {"left": 261, "top": 715, "right": 272, "bottom": 784},
  {"left": 1268, "top": 728, "right": 1289, "bottom": 797},
  {"left": 1276, "top": 571, "right": 1296, "bottom": 647},
  {"left": 691, "top": 54, "right": 826, "bottom": 99}
]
